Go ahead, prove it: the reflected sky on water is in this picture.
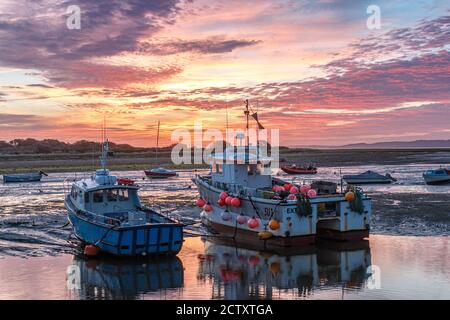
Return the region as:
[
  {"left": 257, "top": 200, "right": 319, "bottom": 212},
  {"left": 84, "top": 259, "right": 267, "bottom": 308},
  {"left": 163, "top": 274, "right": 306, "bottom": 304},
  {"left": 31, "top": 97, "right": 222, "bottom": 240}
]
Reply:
[{"left": 0, "top": 235, "right": 449, "bottom": 300}]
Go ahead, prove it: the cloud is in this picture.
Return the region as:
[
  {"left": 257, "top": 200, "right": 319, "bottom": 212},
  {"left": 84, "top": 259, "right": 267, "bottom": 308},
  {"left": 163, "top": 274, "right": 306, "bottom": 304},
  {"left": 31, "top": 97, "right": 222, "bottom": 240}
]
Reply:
[
  {"left": 139, "top": 37, "right": 262, "bottom": 55},
  {"left": 0, "top": 0, "right": 184, "bottom": 88}
]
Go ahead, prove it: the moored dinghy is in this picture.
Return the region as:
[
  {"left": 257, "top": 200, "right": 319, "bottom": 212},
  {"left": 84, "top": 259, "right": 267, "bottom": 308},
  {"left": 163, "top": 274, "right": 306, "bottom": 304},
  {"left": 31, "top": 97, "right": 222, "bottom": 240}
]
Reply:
[
  {"left": 65, "top": 130, "right": 183, "bottom": 257},
  {"left": 423, "top": 168, "right": 450, "bottom": 185},
  {"left": 3, "top": 171, "right": 48, "bottom": 183},
  {"left": 343, "top": 170, "right": 396, "bottom": 184}
]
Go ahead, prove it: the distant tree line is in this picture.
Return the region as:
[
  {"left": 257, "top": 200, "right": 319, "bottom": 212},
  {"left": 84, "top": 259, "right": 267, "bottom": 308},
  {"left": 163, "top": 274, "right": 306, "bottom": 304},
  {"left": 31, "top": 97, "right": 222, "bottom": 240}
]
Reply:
[{"left": 0, "top": 138, "right": 175, "bottom": 154}]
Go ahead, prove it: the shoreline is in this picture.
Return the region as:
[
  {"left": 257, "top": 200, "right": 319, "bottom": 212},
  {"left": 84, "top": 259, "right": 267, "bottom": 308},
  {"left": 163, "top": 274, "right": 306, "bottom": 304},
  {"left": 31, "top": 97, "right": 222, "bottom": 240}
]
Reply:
[{"left": 1, "top": 148, "right": 449, "bottom": 174}]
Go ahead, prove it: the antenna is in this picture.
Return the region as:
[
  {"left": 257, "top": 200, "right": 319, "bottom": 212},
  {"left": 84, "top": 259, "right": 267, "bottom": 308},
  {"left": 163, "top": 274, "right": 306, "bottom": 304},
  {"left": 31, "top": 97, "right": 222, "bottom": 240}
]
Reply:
[
  {"left": 100, "top": 114, "right": 109, "bottom": 170},
  {"left": 244, "top": 99, "right": 250, "bottom": 152},
  {"left": 156, "top": 120, "right": 160, "bottom": 164}
]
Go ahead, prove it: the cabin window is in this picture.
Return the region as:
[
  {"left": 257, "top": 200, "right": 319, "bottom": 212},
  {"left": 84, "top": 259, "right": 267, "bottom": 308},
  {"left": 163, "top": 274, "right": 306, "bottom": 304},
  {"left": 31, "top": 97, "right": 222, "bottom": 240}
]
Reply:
[
  {"left": 118, "top": 189, "right": 129, "bottom": 201},
  {"left": 93, "top": 190, "right": 103, "bottom": 203},
  {"left": 247, "top": 165, "right": 254, "bottom": 175},
  {"left": 106, "top": 189, "right": 117, "bottom": 202},
  {"left": 84, "top": 193, "right": 89, "bottom": 203}
]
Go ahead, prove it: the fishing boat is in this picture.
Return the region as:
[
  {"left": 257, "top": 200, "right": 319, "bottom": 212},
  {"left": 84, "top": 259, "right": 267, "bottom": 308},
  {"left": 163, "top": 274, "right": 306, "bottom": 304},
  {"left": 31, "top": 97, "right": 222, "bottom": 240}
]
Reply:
[
  {"left": 280, "top": 164, "right": 317, "bottom": 174},
  {"left": 423, "top": 168, "right": 450, "bottom": 185},
  {"left": 144, "top": 120, "right": 177, "bottom": 179},
  {"left": 192, "top": 102, "right": 372, "bottom": 246},
  {"left": 65, "top": 129, "right": 183, "bottom": 257},
  {"left": 343, "top": 170, "right": 396, "bottom": 184},
  {"left": 2, "top": 171, "right": 47, "bottom": 183}
]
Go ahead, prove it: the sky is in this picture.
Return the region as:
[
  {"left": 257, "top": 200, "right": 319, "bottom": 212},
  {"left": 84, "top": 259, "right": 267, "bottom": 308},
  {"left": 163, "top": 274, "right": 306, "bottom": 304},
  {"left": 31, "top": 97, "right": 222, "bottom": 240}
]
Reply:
[{"left": 0, "top": 0, "right": 449, "bottom": 147}]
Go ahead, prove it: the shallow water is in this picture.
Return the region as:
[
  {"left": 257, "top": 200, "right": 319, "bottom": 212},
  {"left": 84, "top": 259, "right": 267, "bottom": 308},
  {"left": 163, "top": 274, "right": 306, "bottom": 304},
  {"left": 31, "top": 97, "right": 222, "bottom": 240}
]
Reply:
[
  {"left": 0, "top": 166, "right": 449, "bottom": 299},
  {"left": 0, "top": 235, "right": 448, "bottom": 300},
  {"left": 0, "top": 164, "right": 449, "bottom": 257}
]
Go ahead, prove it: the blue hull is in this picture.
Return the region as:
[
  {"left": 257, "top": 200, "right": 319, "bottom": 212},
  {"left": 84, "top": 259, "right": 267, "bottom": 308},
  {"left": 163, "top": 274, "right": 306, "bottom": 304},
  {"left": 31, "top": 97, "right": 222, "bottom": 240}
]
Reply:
[
  {"left": 3, "top": 174, "right": 42, "bottom": 183},
  {"left": 66, "top": 204, "right": 183, "bottom": 256}
]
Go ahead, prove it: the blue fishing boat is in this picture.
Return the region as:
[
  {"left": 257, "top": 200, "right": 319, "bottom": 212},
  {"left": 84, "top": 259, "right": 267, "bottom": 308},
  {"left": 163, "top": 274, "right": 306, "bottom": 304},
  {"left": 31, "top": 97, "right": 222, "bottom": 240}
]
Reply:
[
  {"left": 65, "top": 133, "right": 183, "bottom": 257},
  {"left": 423, "top": 168, "right": 450, "bottom": 185},
  {"left": 3, "top": 171, "right": 47, "bottom": 183}
]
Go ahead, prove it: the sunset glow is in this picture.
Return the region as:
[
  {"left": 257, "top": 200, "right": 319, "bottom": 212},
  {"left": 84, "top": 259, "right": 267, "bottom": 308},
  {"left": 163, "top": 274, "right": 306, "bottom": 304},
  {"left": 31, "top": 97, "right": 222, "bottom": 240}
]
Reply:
[{"left": 0, "top": 0, "right": 449, "bottom": 146}]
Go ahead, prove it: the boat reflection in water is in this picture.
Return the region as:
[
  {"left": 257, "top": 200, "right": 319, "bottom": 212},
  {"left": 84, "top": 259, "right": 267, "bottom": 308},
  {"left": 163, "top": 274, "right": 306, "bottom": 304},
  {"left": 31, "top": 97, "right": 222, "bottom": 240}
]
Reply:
[
  {"left": 70, "top": 255, "right": 184, "bottom": 299},
  {"left": 197, "top": 238, "right": 371, "bottom": 299}
]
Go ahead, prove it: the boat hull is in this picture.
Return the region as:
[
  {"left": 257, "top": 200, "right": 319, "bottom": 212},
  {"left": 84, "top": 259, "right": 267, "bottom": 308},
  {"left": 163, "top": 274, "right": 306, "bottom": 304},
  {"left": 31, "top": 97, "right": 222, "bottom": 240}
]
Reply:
[
  {"left": 144, "top": 171, "right": 177, "bottom": 179},
  {"left": 193, "top": 176, "right": 371, "bottom": 247},
  {"left": 3, "top": 173, "right": 42, "bottom": 183},
  {"left": 66, "top": 200, "right": 183, "bottom": 257},
  {"left": 343, "top": 178, "right": 392, "bottom": 185},
  {"left": 423, "top": 175, "right": 450, "bottom": 185},
  {"left": 206, "top": 220, "right": 316, "bottom": 248},
  {"left": 281, "top": 166, "right": 317, "bottom": 174}
]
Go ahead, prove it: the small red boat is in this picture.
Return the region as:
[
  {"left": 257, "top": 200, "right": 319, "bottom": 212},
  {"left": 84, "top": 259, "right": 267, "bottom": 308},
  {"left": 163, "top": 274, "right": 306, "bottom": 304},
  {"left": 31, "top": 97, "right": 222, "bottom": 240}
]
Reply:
[{"left": 280, "top": 165, "right": 317, "bottom": 175}]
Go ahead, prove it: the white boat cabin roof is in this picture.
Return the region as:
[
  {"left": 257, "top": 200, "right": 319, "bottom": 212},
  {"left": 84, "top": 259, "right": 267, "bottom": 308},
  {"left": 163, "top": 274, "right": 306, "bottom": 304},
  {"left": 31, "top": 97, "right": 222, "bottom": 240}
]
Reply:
[
  {"left": 73, "top": 169, "right": 138, "bottom": 192},
  {"left": 208, "top": 152, "right": 272, "bottom": 189}
]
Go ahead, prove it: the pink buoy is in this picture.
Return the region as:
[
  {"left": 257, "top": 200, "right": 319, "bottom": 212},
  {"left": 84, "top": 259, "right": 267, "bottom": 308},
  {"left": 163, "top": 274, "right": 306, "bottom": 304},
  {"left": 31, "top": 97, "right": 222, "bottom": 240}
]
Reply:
[
  {"left": 283, "top": 183, "right": 292, "bottom": 191},
  {"left": 287, "top": 194, "right": 297, "bottom": 201},
  {"left": 247, "top": 217, "right": 259, "bottom": 229},
  {"left": 307, "top": 189, "right": 317, "bottom": 197},
  {"left": 204, "top": 204, "right": 213, "bottom": 212},
  {"left": 225, "top": 196, "right": 233, "bottom": 206},
  {"left": 219, "top": 192, "right": 229, "bottom": 200},
  {"left": 290, "top": 186, "right": 299, "bottom": 194},
  {"left": 300, "top": 185, "right": 310, "bottom": 194},
  {"left": 196, "top": 198, "right": 206, "bottom": 207},
  {"left": 231, "top": 197, "right": 241, "bottom": 207},
  {"left": 217, "top": 198, "right": 225, "bottom": 206},
  {"left": 237, "top": 214, "right": 248, "bottom": 224},
  {"left": 221, "top": 211, "right": 232, "bottom": 221}
]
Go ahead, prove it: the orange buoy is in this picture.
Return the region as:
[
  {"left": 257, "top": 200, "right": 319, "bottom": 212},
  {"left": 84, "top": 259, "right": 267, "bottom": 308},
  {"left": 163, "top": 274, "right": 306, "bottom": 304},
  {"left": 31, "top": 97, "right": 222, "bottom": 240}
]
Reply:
[
  {"left": 231, "top": 197, "right": 241, "bottom": 207},
  {"left": 290, "top": 186, "right": 299, "bottom": 194},
  {"left": 84, "top": 244, "right": 100, "bottom": 257},
  {"left": 204, "top": 204, "right": 213, "bottom": 212},
  {"left": 345, "top": 191, "right": 355, "bottom": 202},
  {"left": 283, "top": 183, "right": 293, "bottom": 191},
  {"left": 217, "top": 198, "right": 225, "bottom": 206},
  {"left": 269, "top": 219, "right": 280, "bottom": 230},
  {"left": 300, "top": 185, "right": 310, "bottom": 194},
  {"left": 196, "top": 198, "right": 206, "bottom": 207},
  {"left": 269, "top": 261, "right": 281, "bottom": 274}
]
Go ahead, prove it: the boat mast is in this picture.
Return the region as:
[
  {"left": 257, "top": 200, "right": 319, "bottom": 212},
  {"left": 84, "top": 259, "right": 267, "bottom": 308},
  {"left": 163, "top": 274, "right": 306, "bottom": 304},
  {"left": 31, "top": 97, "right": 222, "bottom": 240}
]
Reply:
[
  {"left": 100, "top": 116, "right": 109, "bottom": 170},
  {"left": 156, "top": 120, "right": 160, "bottom": 164},
  {"left": 244, "top": 99, "right": 250, "bottom": 153}
]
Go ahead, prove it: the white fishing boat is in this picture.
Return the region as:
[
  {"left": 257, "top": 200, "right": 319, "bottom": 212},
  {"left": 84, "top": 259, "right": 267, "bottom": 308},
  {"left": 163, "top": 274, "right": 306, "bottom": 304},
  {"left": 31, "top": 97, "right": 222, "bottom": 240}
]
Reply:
[{"left": 192, "top": 102, "right": 372, "bottom": 247}]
